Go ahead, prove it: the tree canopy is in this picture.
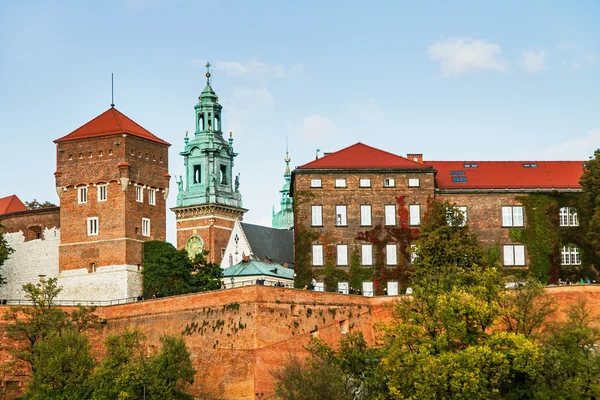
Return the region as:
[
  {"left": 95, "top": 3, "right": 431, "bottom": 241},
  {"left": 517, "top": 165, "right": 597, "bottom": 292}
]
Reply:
[
  {"left": 0, "top": 219, "right": 13, "bottom": 285},
  {"left": 24, "top": 199, "right": 57, "bottom": 209},
  {"left": 142, "top": 240, "right": 223, "bottom": 298}
]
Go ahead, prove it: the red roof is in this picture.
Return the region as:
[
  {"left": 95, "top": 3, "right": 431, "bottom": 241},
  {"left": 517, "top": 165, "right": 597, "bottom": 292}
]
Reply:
[
  {"left": 430, "top": 161, "right": 584, "bottom": 190},
  {"left": 54, "top": 107, "right": 170, "bottom": 146},
  {"left": 298, "top": 143, "right": 429, "bottom": 170},
  {"left": 0, "top": 195, "right": 27, "bottom": 215}
]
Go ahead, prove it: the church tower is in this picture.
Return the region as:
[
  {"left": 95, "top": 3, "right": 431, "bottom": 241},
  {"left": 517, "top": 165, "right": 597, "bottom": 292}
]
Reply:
[
  {"left": 272, "top": 144, "right": 294, "bottom": 230},
  {"left": 172, "top": 62, "right": 246, "bottom": 264}
]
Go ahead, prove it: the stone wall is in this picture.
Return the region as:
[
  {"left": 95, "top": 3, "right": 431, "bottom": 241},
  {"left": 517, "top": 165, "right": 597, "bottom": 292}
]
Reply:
[{"left": 0, "top": 228, "right": 60, "bottom": 301}]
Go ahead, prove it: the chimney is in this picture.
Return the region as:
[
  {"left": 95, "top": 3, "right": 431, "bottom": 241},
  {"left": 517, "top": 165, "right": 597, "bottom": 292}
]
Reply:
[
  {"left": 242, "top": 255, "right": 250, "bottom": 262},
  {"left": 407, "top": 154, "right": 423, "bottom": 164}
]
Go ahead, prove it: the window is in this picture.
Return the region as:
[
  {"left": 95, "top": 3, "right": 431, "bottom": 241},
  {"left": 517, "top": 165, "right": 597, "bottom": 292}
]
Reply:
[
  {"left": 360, "top": 205, "right": 372, "bottom": 226},
  {"left": 385, "top": 205, "right": 396, "bottom": 226},
  {"left": 560, "top": 207, "right": 579, "bottom": 226},
  {"left": 410, "top": 244, "right": 418, "bottom": 264},
  {"left": 311, "top": 205, "right": 323, "bottom": 226},
  {"left": 312, "top": 245, "right": 323, "bottom": 266},
  {"left": 136, "top": 186, "right": 143, "bottom": 203},
  {"left": 359, "top": 178, "right": 371, "bottom": 188},
  {"left": 148, "top": 189, "right": 156, "bottom": 205},
  {"left": 561, "top": 246, "right": 581, "bottom": 265},
  {"left": 109, "top": 149, "right": 113, "bottom": 155},
  {"left": 310, "top": 178, "right": 322, "bottom": 188},
  {"left": 336, "top": 205, "right": 347, "bottom": 226},
  {"left": 464, "top": 163, "right": 478, "bottom": 168},
  {"left": 193, "top": 165, "right": 201, "bottom": 184},
  {"left": 78, "top": 187, "right": 88, "bottom": 204},
  {"left": 99, "top": 150, "right": 103, "bottom": 157},
  {"left": 220, "top": 165, "right": 228, "bottom": 184},
  {"left": 448, "top": 206, "right": 467, "bottom": 226},
  {"left": 452, "top": 176, "right": 467, "bottom": 182},
  {"left": 503, "top": 245, "right": 525, "bottom": 266},
  {"left": 142, "top": 218, "right": 150, "bottom": 237},
  {"left": 408, "top": 178, "right": 420, "bottom": 187},
  {"left": 79, "top": 153, "right": 83, "bottom": 159},
  {"left": 68, "top": 154, "right": 73, "bottom": 160},
  {"left": 87, "top": 217, "right": 98, "bottom": 236},
  {"left": 89, "top": 152, "right": 93, "bottom": 158},
  {"left": 97, "top": 185, "right": 107, "bottom": 202},
  {"left": 386, "top": 244, "right": 397, "bottom": 265},
  {"left": 409, "top": 205, "right": 420, "bottom": 226},
  {"left": 502, "top": 206, "right": 524, "bottom": 227},
  {"left": 337, "top": 245, "right": 348, "bottom": 266},
  {"left": 523, "top": 163, "right": 538, "bottom": 168},
  {"left": 335, "top": 178, "right": 347, "bottom": 188},
  {"left": 450, "top": 171, "right": 465, "bottom": 175},
  {"left": 384, "top": 178, "right": 395, "bottom": 187},
  {"left": 362, "top": 244, "right": 373, "bottom": 266}
]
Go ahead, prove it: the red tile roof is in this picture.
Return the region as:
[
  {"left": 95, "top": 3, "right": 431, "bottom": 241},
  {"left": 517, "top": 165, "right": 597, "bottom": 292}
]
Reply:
[
  {"left": 54, "top": 107, "right": 170, "bottom": 146},
  {"left": 430, "top": 161, "right": 584, "bottom": 190},
  {"left": 297, "top": 143, "right": 430, "bottom": 170},
  {"left": 0, "top": 195, "right": 27, "bottom": 215}
]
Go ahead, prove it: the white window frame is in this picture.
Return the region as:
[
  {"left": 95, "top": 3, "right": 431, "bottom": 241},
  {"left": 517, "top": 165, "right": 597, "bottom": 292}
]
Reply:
[
  {"left": 561, "top": 246, "right": 581, "bottom": 265},
  {"left": 142, "top": 218, "right": 150, "bottom": 237},
  {"left": 385, "top": 205, "right": 396, "bottom": 226},
  {"left": 310, "top": 178, "right": 322, "bottom": 188},
  {"left": 337, "top": 244, "right": 348, "bottom": 266},
  {"left": 359, "top": 178, "right": 371, "bottom": 188},
  {"left": 311, "top": 205, "right": 323, "bottom": 226},
  {"left": 386, "top": 244, "right": 397, "bottom": 266},
  {"left": 408, "top": 178, "right": 420, "bottom": 187},
  {"left": 136, "top": 186, "right": 144, "bottom": 203},
  {"left": 409, "top": 204, "right": 421, "bottom": 226},
  {"left": 361, "top": 244, "right": 373, "bottom": 266},
  {"left": 78, "top": 187, "right": 88, "bottom": 204},
  {"left": 87, "top": 217, "right": 98, "bottom": 236},
  {"left": 336, "top": 205, "right": 347, "bottom": 226},
  {"left": 560, "top": 207, "right": 579, "bottom": 227},
  {"left": 502, "top": 206, "right": 524, "bottom": 227},
  {"left": 503, "top": 245, "right": 526, "bottom": 266},
  {"left": 384, "top": 178, "right": 395, "bottom": 187},
  {"left": 335, "top": 178, "right": 347, "bottom": 188},
  {"left": 410, "top": 244, "right": 418, "bottom": 264},
  {"left": 312, "top": 245, "right": 324, "bottom": 266},
  {"left": 97, "top": 184, "right": 107, "bottom": 202},
  {"left": 148, "top": 189, "right": 156, "bottom": 205},
  {"left": 360, "top": 205, "right": 372, "bottom": 226}
]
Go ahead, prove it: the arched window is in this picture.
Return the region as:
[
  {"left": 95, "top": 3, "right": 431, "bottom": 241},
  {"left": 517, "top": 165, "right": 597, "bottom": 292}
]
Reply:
[
  {"left": 198, "top": 114, "right": 204, "bottom": 131},
  {"left": 229, "top": 254, "right": 233, "bottom": 267},
  {"left": 214, "top": 115, "right": 219, "bottom": 131}
]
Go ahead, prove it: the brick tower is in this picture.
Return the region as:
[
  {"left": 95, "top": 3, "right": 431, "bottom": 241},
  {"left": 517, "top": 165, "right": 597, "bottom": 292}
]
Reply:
[
  {"left": 53, "top": 106, "right": 170, "bottom": 301},
  {"left": 172, "top": 62, "right": 247, "bottom": 264}
]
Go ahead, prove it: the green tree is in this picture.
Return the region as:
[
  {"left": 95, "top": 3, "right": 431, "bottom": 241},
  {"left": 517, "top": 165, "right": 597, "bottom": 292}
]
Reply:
[
  {"left": 143, "top": 241, "right": 222, "bottom": 297},
  {"left": 24, "top": 199, "right": 57, "bottom": 209},
  {"left": 26, "top": 330, "right": 96, "bottom": 400},
  {"left": 91, "top": 329, "right": 195, "bottom": 400},
  {"left": 3, "top": 278, "right": 98, "bottom": 372},
  {"left": 580, "top": 149, "right": 600, "bottom": 257},
  {"left": 535, "top": 301, "right": 600, "bottom": 399},
  {"left": 0, "top": 220, "right": 13, "bottom": 285}
]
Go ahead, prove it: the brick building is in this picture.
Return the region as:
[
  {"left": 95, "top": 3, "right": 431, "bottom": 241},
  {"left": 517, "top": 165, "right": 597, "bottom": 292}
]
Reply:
[
  {"left": 52, "top": 106, "right": 171, "bottom": 300},
  {"left": 291, "top": 143, "right": 585, "bottom": 291}
]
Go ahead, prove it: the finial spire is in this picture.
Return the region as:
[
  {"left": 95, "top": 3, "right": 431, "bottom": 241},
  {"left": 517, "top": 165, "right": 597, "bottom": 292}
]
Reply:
[
  {"left": 110, "top": 73, "right": 115, "bottom": 108},
  {"left": 205, "top": 61, "right": 211, "bottom": 85},
  {"left": 284, "top": 138, "right": 291, "bottom": 176}
]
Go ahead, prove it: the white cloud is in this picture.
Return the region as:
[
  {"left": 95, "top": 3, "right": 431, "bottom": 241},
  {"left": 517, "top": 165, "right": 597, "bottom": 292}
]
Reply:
[
  {"left": 303, "top": 115, "right": 341, "bottom": 139},
  {"left": 541, "top": 129, "right": 600, "bottom": 159},
  {"left": 426, "top": 37, "right": 508, "bottom": 76},
  {"left": 520, "top": 49, "right": 546, "bottom": 73},
  {"left": 224, "top": 87, "right": 276, "bottom": 136}
]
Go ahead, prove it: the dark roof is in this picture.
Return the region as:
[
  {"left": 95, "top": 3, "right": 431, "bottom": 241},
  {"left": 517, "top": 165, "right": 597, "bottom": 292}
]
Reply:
[
  {"left": 241, "top": 222, "right": 294, "bottom": 267},
  {"left": 430, "top": 160, "right": 584, "bottom": 190},
  {"left": 297, "top": 143, "right": 430, "bottom": 170},
  {"left": 54, "top": 107, "right": 170, "bottom": 146},
  {"left": 0, "top": 195, "right": 27, "bottom": 215}
]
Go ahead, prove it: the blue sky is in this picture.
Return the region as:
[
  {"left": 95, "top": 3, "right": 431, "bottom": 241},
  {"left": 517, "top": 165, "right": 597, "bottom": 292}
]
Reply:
[{"left": 1, "top": 0, "right": 599, "bottom": 245}]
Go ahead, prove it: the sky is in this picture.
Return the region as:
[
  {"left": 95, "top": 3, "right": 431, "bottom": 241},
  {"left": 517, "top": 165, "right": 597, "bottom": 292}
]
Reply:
[{"left": 1, "top": 0, "right": 599, "bottom": 245}]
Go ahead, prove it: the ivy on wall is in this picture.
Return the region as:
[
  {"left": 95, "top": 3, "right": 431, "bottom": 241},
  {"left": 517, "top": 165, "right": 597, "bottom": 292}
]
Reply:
[
  {"left": 293, "top": 190, "right": 317, "bottom": 288},
  {"left": 508, "top": 193, "right": 598, "bottom": 284}
]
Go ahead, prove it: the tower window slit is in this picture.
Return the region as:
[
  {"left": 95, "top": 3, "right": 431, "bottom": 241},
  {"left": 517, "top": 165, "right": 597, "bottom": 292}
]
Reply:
[
  {"left": 193, "top": 165, "right": 201, "bottom": 184},
  {"left": 220, "top": 165, "right": 227, "bottom": 184}
]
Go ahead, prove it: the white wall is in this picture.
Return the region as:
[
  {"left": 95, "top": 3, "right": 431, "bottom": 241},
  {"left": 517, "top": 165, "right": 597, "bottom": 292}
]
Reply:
[{"left": 221, "top": 221, "right": 253, "bottom": 269}]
